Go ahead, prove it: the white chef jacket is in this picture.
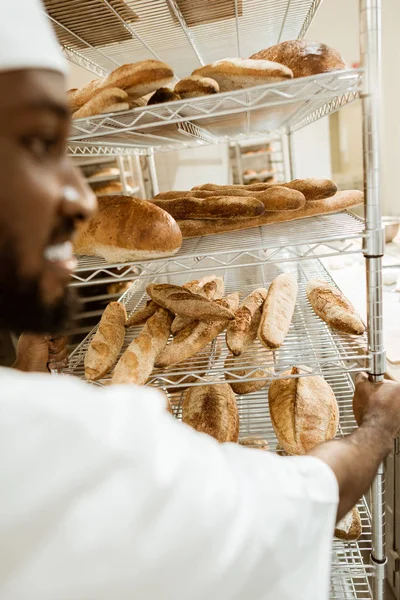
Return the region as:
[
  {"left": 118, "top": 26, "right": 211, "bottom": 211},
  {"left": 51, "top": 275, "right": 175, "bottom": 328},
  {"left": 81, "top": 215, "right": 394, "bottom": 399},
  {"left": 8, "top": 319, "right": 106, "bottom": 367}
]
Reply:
[{"left": 0, "top": 367, "right": 338, "bottom": 600}]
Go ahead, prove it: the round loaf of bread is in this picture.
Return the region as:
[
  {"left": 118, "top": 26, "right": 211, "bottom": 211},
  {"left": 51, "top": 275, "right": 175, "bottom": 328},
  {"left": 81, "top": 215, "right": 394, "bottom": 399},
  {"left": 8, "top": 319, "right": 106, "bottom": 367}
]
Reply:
[
  {"left": 102, "top": 60, "right": 174, "bottom": 99},
  {"left": 147, "top": 87, "right": 181, "bottom": 105},
  {"left": 191, "top": 58, "right": 293, "bottom": 92},
  {"left": 250, "top": 40, "right": 346, "bottom": 78},
  {"left": 74, "top": 195, "right": 182, "bottom": 263},
  {"left": 174, "top": 75, "right": 219, "bottom": 98},
  {"left": 72, "top": 88, "right": 129, "bottom": 120}
]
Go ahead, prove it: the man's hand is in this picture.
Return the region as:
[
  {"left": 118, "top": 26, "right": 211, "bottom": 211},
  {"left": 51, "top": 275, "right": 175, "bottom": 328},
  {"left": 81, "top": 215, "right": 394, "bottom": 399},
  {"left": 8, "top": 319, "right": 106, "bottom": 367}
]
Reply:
[
  {"left": 14, "top": 333, "right": 69, "bottom": 373},
  {"left": 353, "top": 372, "right": 400, "bottom": 438}
]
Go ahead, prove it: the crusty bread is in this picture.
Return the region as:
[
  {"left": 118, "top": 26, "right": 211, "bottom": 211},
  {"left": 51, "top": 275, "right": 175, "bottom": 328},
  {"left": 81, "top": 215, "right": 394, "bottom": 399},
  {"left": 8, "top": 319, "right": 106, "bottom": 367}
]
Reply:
[
  {"left": 85, "top": 302, "right": 126, "bottom": 381},
  {"left": 147, "top": 87, "right": 181, "bottom": 105},
  {"left": 334, "top": 506, "right": 362, "bottom": 541},
  {"left": 171, "top": 278, "right": 222, "bottom": 335},
  {"left": 151, "top": 196, "right": 265, "bottom": 220},
  {"left": 102, "top": 60, "right": 174, "bottom": 99},
  {"left": 146, "top": 283, "right": 235, "bottom": 321},
  {"left": 73, "top": 195, "right": 182, "bottom": 263},
  {"left": 239, "top": 437, "right": 269, "bottom": 450},
  {"left": 125, "top": 300, "right": 159, "bottom": 328},
  {"left": 192, "top": 57, "right": 293, "bottom": 92},
  {"left": 68, "top": 78, "right": 104, "bottom": 111},
  {"left": 279, "top": 178, "right": 337, "bottom": 201},
  {"left": 174, "top": 75, "right": 219, "bottom": 98},
  {"left": 306, "top": 279, "right": 365, "bottom": 335},
  {"left": 94, "top": 181, "right": 123, "bottom": 195},
  {"left": 163, "top": 338, "right": 223, "bottom": 392},
  {"left": 258, "top": 273, "right": 298, "bottom": 349},
  {"left": 156, "top": 293, "right": 240, "bottom": 367},
  {"left": 72, "top": 88, "right": 129, "bottom": 119},
  {"left": 182, "top": 383, "right": 239, "bottom": 443},
  {"left": 177, "top": 190, "right": 363, "bottom": 237},
  {"left": 112, "top": 308, "right": 172, "bottom": 385},
  {"left": 226, "top": 288, "right": 268, "bottom": 356},
  {"left": 268, "top": 366, "right": 339, "bottom": 455},
  {"left": 224, "top": 352, "right": 273, "bottom": 395},
  {"left": 250, "top": 41, "right": 346, "bottom": 78}
]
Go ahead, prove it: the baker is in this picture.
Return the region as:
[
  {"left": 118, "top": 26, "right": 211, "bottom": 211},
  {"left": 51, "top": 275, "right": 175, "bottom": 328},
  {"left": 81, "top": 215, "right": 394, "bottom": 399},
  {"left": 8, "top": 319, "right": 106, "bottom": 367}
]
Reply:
[{"left": 1, "top": 2, "right": 399, "bottom": 599}]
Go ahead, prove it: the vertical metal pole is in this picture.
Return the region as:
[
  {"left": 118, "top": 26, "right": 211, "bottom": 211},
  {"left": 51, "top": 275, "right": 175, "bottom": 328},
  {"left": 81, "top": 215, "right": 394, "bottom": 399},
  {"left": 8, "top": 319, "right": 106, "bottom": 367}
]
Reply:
[
  {"left": 360, "top": 0, "right": 386, "bottom": 598},
  {"left": 146, "top": 149, "right": 159, "bottom": 196},
  {"left": 117, "top": 156, "right": 128, "bottom": 195},
  {"left": 286, "top": 129, "right": 296, "bottom": 181},
  {"left": 234, "top": 143, "right": 244, "bottom": 185}
]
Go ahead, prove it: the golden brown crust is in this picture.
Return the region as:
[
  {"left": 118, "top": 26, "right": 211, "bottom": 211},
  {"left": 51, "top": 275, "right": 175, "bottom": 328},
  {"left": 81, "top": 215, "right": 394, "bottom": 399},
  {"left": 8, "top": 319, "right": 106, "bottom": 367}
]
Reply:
[
  {"left": 334, "top": 506, "right": 362, "bottom": 541},
  {"left": 171, "top": 278, "right": 222, "bottom": 334},
  {"left": 125, "top": 300, "right": 159, "bottom": 328},
  {"left": 102, "top": 60, "right": 174, "bottom": 99},
  {"left": 268, "top": 366, "right": 339, "bottom": 455},
  {"left": 182, "top": 383, "right": 239, "bottom": 443},
  {"left": 281, "top": 178, "right": 337, "bottom": 201},
  {"left": 152, "top": 196, "right": 265, "bottom": 220},
  {"left": 73, "top": 195, "right": 182, "bottom": 262},
  {"left": 146, "top": 283, "right": 235, "bottom": 321},
  {"left": 147, "top": 87, "right": 181, "bottom": 105},
  {"left": 156, "top": 293, "right": 240, "bottom": 367},
  {"left": 258, "top": 273, "right": 298, "bottom": 349},
  {"left": 224, "top": 353, "right": 273, "bottom": 395},
  {"left": 226, "top": 288, "right": 268, "bottom": 356},
  {"left": 239, "top": 437, "right": 269, "bottom": 450},
  {"left": 68, "top": 78, "right": 104, "bottom": 111},
  {"left": 85, "top": 302, "right": 126, "bottom": 381},
  {"left": 112, "top": 308, "right": 172, "bottom": 385},
  {"left": 72, "top": 88, "right": 129, "bottom": 119},
  {"left": 177, "top": 190, "right": 363, "bottom": 237},
  {"left": 174, "top": 76, "right": 219, "bottom": 98},
  {"left": 306, "top": 279, "right": 365, "bottom": 335},
  {"left": 250, "top": 41, "right": 346, "bottom": 78}
]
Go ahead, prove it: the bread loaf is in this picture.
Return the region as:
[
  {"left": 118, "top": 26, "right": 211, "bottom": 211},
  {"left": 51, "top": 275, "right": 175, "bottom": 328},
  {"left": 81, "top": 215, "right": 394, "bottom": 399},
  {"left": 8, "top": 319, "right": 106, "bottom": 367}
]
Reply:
[
  {"left": 226, "top": 288, "right": 268, "bottom": 356},
  {"left": 72, "top": 88, "right": 129, "bottom": 119},
  {"left": 112, "top": 308, "right": 172, "bottom": 385},
  {"left": 258, "top": 273, "right": 298, "bottom": 349},
  {"left": 192, "top": 58, "right": 293, "bottom": 92},
  {"left": 94, "top": 181, "right": 123, "bottom": 195},
  {"left": 306, "top": 279, "right": 365, "bottom": 335},
  {"left": 268, "top": 367, "right": 339, "bottom": 455},
  {"left": 126, "top": 300, "right": 159, "bottom": 328},
  {"left": 171, "top": 278, "right": 223, "bottom": 334},
  {"left": 101, "top": 60, "right": 174, "bottom": 99},
  {"left": 151, "top": 196, "right": 265, "bottom": 220},
  {"left": 175, "top": 75, "right": 219, "bottom": 98},
  {"left": 74, "top": 196, "right": 182, "bottom": 262},
  {"left": 156, "top": 293, "right": 240, "bottom": 367},
  {"left": 182, "top": 383, "right": 239, "bottom": 443},
  {"left": 280, "top": 178, "right": 337, "bottom": 201},
  {"left": 85, "top": 302, "right": 126, "bottom": 381},
  {"left": 334, "top": 506, "right": 362, "bottom": 541},
  {"left": 146, "top": 283, "right": 235, "bottom": 321},
  {"left": 250, "top": 41, "right": 346, "bottom": 78},
  {"left": 147, "top": 87, "right": 180, "bottom": 105},
  {"left": 239, "top": 437, "right": 269, "bottom": 450},
  {"left": 224, "top": 352, "right": 273, "bottom": 395},
  {"left": 163, "top": 338, "right": 223, "bottom": 392},
  {"left": 177, "top": 190, "right": 363, "bottom": 238},
  {"left": 68, "top": 78, "right": 104, "bottom": 111}
]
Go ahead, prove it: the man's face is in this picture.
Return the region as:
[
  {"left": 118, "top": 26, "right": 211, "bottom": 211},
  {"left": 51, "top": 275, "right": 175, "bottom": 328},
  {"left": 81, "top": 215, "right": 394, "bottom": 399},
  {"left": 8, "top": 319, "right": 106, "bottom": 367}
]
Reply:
[{"left": 0, "top": 69, "right": 96, "bottom": 333}]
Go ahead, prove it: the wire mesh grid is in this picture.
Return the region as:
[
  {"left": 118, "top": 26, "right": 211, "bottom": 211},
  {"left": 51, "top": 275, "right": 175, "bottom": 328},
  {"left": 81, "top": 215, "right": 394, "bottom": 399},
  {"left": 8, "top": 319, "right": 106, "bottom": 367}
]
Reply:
[
  {"left": 68, "top": 70, "right": 363, "bottom": 151},
  {"left": 46, "top": 0, "right": 323, "bottom": 78},
  {"left": 72, "top": 211, "right": 365, "bottom": 286}
]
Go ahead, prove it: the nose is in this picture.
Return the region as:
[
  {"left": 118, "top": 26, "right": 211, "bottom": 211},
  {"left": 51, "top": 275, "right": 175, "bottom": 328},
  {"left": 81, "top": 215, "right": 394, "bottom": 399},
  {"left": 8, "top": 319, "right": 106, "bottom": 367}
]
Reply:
[{"left": 61, "top": 164, "right": 97, "bottom": 222}]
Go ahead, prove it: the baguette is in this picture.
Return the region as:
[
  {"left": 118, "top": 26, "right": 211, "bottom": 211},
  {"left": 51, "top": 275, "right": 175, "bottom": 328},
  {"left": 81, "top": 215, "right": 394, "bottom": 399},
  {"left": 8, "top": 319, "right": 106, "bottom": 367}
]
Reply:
[
  {"left": 72, "top": 88, "right": 129, "bottom": 119},
  {"left": 258, "top": 273, "right": 298, "bottom": 349},
  {"left": 102, "top": 60, "right": 174, "bottom": 99},
  {"left": 239, "top": 437, "right": 269, "bottom": 451},
  {"left": 85, "top": 302, "right": 126, "bottom": 381},
  {"left": 306, "top": 279, "right": 365, "bottom": 335},
  {"left": 163, "top": 338, "right": 223, "bottom": 391},
  {"left": 224, "top": 352, "right": 273, "bottom": 395},
  {"left": 171, "top": 278, "right": 223, "bottom": 334},
  {"left": 146, "top": 283, "right": 235, "bottom": 321},
  {"left": 226, "top": 288, "right": 268, "bottom": 355},
  {"left": 125, "top": 300, "right": 159, "bottom": 328},
  {"left": 268, "top": 366, "right": 339, "bottom": 455},
  {"left": 112, "top": 308, "right": 172, "bottom": 385},
  {"left": 156, "top": 293, "right": 240, "bottom": 367},
  {"left": 182, "top": 383, "right": 239, "bottom": 443},
  {"left": 177, "top": 190, "right": 363, "bottom": 238},
  {"left": 151, "top": 196, "right": 265, "bottom": 220},
  {"left": 334, "top": 506, "right": 362, "bottom": 541}
]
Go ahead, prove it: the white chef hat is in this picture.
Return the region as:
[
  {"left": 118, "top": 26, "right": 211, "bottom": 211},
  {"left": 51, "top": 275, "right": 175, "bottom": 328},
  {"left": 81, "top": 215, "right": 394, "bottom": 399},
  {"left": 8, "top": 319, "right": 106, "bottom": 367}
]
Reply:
[{"left": 0, "top": 0, "right": 67, "bottom": 74}]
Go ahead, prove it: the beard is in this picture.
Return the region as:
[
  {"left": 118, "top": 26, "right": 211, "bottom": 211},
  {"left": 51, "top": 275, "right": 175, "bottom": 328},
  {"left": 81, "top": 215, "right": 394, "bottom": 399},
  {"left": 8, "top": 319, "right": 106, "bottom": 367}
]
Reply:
[{"left": 0, "top": 249, "right": 77, "bottom": 335}]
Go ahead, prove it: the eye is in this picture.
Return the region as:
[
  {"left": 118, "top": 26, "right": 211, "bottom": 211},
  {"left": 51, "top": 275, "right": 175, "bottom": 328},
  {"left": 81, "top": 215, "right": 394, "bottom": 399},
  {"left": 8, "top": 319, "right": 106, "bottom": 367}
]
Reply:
[{"left": 21, "top": 135, "right": 62, "bottom": 159}]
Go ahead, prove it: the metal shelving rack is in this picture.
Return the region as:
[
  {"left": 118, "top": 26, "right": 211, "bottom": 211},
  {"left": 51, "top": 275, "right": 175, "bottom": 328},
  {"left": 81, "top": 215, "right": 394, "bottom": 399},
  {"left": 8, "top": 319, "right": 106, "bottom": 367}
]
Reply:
[{"left": 49, "top": 0, "right": 386, "bottom": 597}]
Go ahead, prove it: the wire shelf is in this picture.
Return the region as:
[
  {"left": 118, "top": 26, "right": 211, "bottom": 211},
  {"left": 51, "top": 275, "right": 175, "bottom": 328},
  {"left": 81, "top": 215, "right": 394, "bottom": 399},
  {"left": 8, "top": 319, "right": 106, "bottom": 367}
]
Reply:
[
  {"left": 71, "top": 211, "right": 365, "bottom": 287},
  {"left": 68, "top": 70, "right": 362, "bottom": 153},
  {"left": 46, "top": 0, "right": 323, "bottom": 78}
]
